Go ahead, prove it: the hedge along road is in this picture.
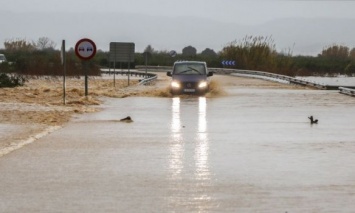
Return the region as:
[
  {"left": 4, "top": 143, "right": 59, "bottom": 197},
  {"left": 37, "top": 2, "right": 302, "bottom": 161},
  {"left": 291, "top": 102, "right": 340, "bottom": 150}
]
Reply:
[{"left": 1, "top": 75, "right": 355, "bottom": 212}]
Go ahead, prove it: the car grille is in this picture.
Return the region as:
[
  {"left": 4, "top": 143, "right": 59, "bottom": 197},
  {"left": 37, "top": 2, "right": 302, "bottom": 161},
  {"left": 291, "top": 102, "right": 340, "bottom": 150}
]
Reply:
[{"left": 183, "top": 82, "right": 198, "bottom": 88}]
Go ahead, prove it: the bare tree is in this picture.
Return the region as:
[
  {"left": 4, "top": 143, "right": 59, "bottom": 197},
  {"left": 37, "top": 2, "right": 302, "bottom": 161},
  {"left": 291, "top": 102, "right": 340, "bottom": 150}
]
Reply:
[
  {"left": 349, "top": 48, "right": 355, "bottom": 60},
  {"left": 144, "top": 44, "right": 155, "bottom": 53},
  {"left": 320, "top": 44, "right": 349, "bottom": 59},
  {"left": 36, "top": 37, "right": 56, "bottom": 50}
]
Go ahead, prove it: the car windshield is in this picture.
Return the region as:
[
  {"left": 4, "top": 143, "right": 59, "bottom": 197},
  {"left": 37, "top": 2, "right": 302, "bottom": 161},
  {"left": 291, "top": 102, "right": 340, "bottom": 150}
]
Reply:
[
  {"left": 173, "top": 63, "right": 206, "bottom": 75},
  {"left": 0, "top": 55, "right": 5, "bottom": 60}
]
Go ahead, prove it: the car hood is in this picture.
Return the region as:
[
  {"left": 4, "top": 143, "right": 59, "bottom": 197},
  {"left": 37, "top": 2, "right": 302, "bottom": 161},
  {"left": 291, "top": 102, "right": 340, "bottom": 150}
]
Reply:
[{"left": 172, "top": 75, "right": 206, "bottom": 82}]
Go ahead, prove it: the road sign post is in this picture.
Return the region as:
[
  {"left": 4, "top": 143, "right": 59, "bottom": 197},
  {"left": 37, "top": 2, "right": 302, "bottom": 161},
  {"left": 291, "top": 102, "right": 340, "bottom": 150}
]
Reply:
[
  {"left": 75, "top": 38, "right": 96, "bottom": 96},
  {"left": 143, "top": 51, "right": 152, "bottom": 78},
  {"left": 61, "top": 40, "right": 66, "bottom": 105}
]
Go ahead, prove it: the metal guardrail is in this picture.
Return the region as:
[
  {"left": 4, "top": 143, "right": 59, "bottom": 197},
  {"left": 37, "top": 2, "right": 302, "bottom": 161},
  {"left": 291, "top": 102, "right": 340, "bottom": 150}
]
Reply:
[
  {"left": 339, "top": 87, "right": 355, "bottom": 97},
  {"left": 209, "top": 68, "right": 355, "bottom": 90},
  {"left": 135, "top": 65, "right": 172, "bottom": 72},
  {"left": 138, "top": 74, "right": 158, "bottom": 85},
  {"left": 209, "top": 68, "right": 334, "bottom": 89},
  {"left": 101, "top": 70, "right": 157, "bottom": 85}
]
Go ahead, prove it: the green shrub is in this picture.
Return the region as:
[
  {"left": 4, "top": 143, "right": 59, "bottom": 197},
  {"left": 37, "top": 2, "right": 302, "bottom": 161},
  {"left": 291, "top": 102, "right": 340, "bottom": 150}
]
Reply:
[{"left": 0, "top": 73, "right": 26, "bottom": 88}]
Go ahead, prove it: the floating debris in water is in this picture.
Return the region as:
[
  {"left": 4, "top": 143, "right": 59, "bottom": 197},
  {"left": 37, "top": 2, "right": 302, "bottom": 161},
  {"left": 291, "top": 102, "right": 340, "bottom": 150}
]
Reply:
[{"left": 120, "top": 116, "right": 133, "bottom": 123}]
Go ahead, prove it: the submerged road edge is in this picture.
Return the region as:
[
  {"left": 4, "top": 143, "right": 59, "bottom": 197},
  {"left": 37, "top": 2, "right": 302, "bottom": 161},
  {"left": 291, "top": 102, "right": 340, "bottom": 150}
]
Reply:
[{"left": 0, "top": 126, "right": 62, "bottom": 158}]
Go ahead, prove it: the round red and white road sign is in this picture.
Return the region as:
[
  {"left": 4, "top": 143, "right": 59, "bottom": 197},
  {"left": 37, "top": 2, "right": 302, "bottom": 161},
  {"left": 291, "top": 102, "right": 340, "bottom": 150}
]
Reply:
[{"left": 75, "top": 38, "right": 96, "bottom": 60}]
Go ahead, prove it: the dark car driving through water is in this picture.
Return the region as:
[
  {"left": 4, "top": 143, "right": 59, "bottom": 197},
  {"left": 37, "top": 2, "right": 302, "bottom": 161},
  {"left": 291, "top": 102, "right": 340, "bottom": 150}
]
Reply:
[{"left": 167, "top": 61, "right": 213, "bottom": 95}]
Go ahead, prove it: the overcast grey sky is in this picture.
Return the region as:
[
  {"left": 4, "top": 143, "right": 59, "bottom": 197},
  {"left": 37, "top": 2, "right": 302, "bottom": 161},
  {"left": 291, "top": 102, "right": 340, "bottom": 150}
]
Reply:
[
  {"left": 3, "top": 0, "right": 355, "bottom": 24},
  {"left": 1, "top": 0, "right": 355, "bottom": 55}
]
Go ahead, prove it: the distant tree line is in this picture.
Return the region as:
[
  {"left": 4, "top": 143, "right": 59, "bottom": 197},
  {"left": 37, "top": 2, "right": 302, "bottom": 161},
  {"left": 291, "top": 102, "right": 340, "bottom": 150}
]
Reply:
[
  {"left": 1, "top": 36, "right": 355, "bottom": 78},
  {"left": 293, "top": 45, "right": 355, "bottom": 76}
]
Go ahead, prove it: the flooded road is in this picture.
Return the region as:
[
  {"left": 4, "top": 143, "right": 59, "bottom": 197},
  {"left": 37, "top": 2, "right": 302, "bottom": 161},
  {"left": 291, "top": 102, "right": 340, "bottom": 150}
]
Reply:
[{"left": 1, "top": 78, "right": 355, "bottom": 212}]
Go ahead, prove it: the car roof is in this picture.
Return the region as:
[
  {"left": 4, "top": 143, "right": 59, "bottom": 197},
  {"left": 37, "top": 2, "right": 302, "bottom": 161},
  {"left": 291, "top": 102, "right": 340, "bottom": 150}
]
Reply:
[{"left": 174, "top": 61, "right": 206, "bottom": 65}]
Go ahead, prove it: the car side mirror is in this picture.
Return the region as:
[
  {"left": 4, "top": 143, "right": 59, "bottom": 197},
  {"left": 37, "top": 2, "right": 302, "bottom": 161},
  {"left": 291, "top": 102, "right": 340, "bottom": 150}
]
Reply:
[
  {"left": 207, "top": 72, "right": 213, "bottom": 77},
  {"left": 167, "top": 71, "right": 172, "bottom": 77}
]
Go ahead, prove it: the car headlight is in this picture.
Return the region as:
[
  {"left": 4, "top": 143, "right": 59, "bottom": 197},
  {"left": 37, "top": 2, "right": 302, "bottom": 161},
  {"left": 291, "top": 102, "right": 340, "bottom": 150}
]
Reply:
[
  {"left": 198, "top": 81, "right": 208, "bottom": 88},
  {"left": 171, "top": 81, "right": 181, "bottom": 88}
]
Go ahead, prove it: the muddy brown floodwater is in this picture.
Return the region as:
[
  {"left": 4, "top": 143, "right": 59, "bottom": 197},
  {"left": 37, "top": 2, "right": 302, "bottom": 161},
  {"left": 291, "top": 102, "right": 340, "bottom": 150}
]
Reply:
[{"left": 1, "top": 73, "right": 355, "bottom": 212}]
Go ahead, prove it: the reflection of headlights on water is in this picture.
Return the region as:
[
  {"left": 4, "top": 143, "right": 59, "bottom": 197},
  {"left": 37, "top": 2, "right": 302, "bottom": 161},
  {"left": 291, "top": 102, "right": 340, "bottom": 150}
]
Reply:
[
  {"left": 198, "top": 81, "right": 208, "bottom": 88},
  {"left": 171, "top": 81, "right": 181, "bottom": 88}
]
